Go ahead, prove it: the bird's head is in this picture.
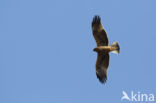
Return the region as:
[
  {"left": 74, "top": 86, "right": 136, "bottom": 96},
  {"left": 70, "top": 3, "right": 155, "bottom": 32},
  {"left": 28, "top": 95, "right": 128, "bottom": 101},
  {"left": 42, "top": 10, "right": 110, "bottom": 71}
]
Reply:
[{"left": 93, "top": 47, "right": 100, "bottom": 52}]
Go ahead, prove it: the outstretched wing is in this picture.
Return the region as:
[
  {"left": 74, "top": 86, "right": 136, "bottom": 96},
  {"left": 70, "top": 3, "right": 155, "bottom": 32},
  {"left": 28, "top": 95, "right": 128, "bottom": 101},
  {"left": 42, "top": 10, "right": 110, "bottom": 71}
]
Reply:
[
  {"left": 96, "top": 53, "right": 109, "bottom": 83},
  {"left": 92, "top": 16, "right": 109, "bottom": 46}
]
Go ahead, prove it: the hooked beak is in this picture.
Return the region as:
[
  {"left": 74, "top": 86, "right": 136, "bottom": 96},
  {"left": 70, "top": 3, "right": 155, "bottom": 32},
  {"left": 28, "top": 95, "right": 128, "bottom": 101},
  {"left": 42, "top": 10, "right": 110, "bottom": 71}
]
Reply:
[{"left": 93, "top": 48, "right": 98, "bottom": 52}]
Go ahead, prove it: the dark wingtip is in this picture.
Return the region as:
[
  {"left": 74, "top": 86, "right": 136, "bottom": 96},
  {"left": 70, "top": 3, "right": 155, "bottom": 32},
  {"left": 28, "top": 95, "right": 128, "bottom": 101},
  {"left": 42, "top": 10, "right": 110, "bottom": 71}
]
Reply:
[
  {"left": 96, "top": 73, "right": 107, "bottom": 84},
  {"left": 92, "top": 15, "right": 101, "bottom": 27}
]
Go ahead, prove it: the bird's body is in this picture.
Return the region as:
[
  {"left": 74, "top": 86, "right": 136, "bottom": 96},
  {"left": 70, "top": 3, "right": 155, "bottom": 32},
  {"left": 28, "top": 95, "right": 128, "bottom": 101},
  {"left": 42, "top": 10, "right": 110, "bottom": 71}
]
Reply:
[
  {"left": 94, "top": 46, "right": 114, "bottom": 53},
  {"left": 94, "top": 42, "right": 120, "bottom": 54},
  {"left": 92, "top": 15, "right": 120, "bottom": 83}
]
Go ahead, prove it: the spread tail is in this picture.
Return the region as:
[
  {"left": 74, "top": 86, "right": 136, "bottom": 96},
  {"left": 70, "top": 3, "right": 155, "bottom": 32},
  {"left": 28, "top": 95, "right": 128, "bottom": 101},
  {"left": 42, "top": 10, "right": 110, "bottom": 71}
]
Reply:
[{"left": 111, "top": 42, "right": 120, "bottom": 54}]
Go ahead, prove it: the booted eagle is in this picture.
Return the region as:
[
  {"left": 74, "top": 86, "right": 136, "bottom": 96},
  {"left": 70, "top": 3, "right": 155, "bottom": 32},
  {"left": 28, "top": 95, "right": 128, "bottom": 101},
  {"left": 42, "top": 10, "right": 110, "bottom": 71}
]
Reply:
[{"left": 92, "top": 16, "right": 120, "bottom": 84}]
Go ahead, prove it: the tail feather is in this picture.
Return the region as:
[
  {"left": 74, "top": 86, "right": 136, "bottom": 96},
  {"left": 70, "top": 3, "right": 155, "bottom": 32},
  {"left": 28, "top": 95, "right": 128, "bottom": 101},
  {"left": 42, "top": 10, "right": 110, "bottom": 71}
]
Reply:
[{"left": 111, "top": 42, "right": 120, "bottom": 54}]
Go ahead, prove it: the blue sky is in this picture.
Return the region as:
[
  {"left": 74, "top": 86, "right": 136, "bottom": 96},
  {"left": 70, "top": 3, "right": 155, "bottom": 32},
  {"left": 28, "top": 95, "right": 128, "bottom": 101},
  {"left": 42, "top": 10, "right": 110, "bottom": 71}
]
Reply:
[{"left": 0, "top": 0, "right": 156, "bottom": 103}]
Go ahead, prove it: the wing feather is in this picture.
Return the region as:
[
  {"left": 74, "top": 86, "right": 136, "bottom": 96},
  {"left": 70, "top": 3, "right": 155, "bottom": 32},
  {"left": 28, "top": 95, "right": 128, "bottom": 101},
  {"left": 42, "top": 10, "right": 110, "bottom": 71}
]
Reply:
[
  {"left": 96, "top": 53, "right": 109, "bottom": 83},
  {"left": 92, "top": 16, "right": 109, "bottom": 46}
]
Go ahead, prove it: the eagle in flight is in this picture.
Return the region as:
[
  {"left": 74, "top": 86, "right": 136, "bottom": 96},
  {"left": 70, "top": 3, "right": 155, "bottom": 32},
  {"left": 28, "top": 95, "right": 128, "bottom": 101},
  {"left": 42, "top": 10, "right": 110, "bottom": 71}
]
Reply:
[{"left": 92, "top": 15, "right": 120, "bottom": 84}]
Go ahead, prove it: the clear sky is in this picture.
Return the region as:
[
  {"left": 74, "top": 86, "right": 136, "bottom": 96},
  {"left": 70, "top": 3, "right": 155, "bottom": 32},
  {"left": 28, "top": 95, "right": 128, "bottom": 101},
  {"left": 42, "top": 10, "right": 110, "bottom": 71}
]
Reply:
[{"left": 0, "top": 0, "right": 156, "bottom": 103}]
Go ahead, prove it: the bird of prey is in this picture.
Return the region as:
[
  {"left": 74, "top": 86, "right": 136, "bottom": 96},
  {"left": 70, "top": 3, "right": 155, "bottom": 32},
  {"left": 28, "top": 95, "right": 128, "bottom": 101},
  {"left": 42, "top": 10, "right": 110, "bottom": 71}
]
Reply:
[{"left": 92, "top": 15, "right": 120, "bottom": 83}]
